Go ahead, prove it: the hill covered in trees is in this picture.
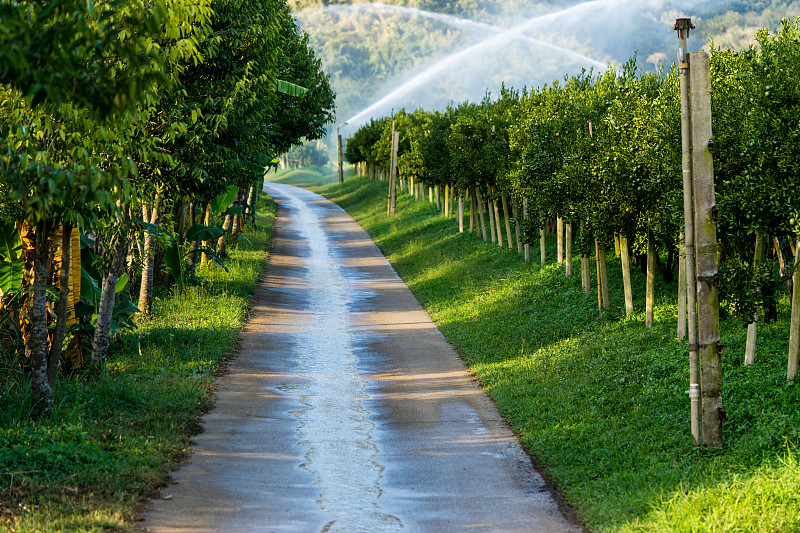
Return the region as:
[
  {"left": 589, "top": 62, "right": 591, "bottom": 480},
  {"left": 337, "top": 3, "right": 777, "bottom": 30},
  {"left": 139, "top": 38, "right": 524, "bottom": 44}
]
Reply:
[{"left": 291, "top": 0, "right": 800, "bottom": 129}]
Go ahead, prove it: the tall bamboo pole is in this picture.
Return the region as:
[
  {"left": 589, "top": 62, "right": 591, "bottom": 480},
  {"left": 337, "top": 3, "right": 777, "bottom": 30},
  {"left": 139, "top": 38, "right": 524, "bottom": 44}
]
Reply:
[
  {"left": 557, "top": 217, "right": 564, "bottom": 265},
  {"left": 788, "top": 241, "right": 799, "bottom": 381},
  {"left": 678, "top": 238, "right": 687, "bottom": 339},
  {"left": 676, "top": 18, "right": 701, "bottom": 446},
  {"left": 388, "top": 121, "right": 398, "bottom": 217},
  {"left": 690, "top": 49, "right": 723, "bottom": 448},
  {"left": 337, "top": 127, "right": 344, "bottom": 184}
]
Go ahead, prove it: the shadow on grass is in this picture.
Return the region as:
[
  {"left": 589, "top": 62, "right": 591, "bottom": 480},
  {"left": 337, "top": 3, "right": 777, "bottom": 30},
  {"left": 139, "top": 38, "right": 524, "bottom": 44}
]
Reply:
[
  {"left": 0, "top": 194, "right": 276, "bottom": 532},
  {"left": 310, "top": 175, "right": 800, "bottom": 533}
]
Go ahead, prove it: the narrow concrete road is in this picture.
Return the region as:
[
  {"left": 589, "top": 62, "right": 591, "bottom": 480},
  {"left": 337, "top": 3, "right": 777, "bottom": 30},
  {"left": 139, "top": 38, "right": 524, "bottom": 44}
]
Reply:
[{"left": 142, "top": 183, "right": 582, "bottom": 533}]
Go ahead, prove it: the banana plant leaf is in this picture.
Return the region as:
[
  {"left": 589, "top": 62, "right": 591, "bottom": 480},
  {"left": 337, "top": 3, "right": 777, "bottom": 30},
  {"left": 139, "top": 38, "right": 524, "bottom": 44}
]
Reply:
[
  {"left": 276, "top": 79, "right": 308, "bottom": 98},
  {"left": 0, "top": 221, "right": 24, "bottom": 294},
  {"left": 210, "top": 186, "right": 238, "bottom": 217},
  {"left": 184, "top": 223, "right": 224, "bottom": 242}
]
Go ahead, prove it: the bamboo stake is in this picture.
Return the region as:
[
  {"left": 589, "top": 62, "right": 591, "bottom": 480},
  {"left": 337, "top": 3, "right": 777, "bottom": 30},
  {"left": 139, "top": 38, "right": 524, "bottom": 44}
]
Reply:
[
  {"left": 595, "top": 240, "right": 603, "bottom": 311},
  {"left": 523, "top": 198, "right": 530, "bottom": 262},
  {"left": 620, "top": 234, "right": 634, "bottom": 316},
  {"left": 565, "top": 222, "right": 573, "bottom": 276},
  {"left": 557, "top": 217, "right": 564, "bottom": 265},
  {"left": 513, "top": 204, "right": 523, "bottom": 254},
  {"left": 502, "top": 196, "right": 513, "bottom": 249},
  {"left": 470, "top": 192, "right": 476, "bottom": 234},
  {"left": 492, "top": 192, "right": 503, "bottom": 248},
  {"left": 458, "top": 195, "right": 464, "bottom": 233},
  {"left": 540, "top": 225, "right": 546, "bottom": 264},
  {"left": 745, "top": 232, "right": 766, "bottom": 365},
  {"left": 646, "top": 230, "right": 656, "bottom": 328},
  {"left": 476, "top": 187, "right": 488, "bottom": 241},
  {"left": 581, "top": 253, "right": 591, "bottom": 293},
  {"left": 488, "top": 194, "right": 497, "bottom": 243}
]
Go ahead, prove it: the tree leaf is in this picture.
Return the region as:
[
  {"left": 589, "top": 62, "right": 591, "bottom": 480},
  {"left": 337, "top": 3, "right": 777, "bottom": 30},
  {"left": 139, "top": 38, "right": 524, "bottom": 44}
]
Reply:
[
  {"left": 184, "top": 223, "right": 224, "bottom": 242},
  {"left": 163, "top": 238, "right": 184, "bottom": 289},
  {"left": 210, "top": 186, "right": 238, "bottom": 217},
  {"left": 81, "top": 266, "right": 102, "bottom": 308},
  {"left": 115, "top": 272, "right": 129, "bottom": 294},
  {"left": 276, "top": 79, "right": 308, "bottom": 98},
  {"left": 0, "top": 221, "right": 23, "bottom": 263},
  {"left": 0, "top": 259, "right": 24, "bottom": 294}
]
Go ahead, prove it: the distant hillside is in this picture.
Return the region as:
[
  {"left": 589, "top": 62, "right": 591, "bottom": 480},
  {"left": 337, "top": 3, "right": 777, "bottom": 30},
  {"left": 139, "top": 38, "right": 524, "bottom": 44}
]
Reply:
[{"left": 292, "top": 0, "right": 800, "bottom": 130}]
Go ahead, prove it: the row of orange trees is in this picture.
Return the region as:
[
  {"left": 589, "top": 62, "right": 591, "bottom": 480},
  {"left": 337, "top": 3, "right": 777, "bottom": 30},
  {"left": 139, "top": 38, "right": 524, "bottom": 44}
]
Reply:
[
  {"left": 0, "top": 0, "right": 336, "bottom": 411},
  {"left": 345, "top": 19, "right": 800, "bottom": 381}
]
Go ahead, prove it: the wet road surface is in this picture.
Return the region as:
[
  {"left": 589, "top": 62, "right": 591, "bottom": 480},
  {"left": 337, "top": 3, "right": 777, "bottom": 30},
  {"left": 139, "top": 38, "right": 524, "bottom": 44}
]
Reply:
[{"left": 142, "top": 183, "right": 582, "bottom": 533}]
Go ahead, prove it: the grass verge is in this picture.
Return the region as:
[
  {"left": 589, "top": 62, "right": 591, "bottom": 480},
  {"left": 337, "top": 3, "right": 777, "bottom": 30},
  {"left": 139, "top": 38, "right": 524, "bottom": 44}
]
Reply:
[
  {"left": 274, "top": 169, "right": 800, "bottom": 533},
  {"left": 0, "top": 194, "right": 276, "bottom": 532}
]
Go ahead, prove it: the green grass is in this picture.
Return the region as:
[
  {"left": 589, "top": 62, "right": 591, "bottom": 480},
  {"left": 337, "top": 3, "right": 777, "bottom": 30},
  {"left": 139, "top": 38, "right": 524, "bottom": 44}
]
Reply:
[
  {"left": 283, "top": 171, "right": 800, "bottom": 533},
  {"left": 0, "top": 194, "right": 276, "bottom": 532},
  {"left": 268, "top": 165, "right": 343, "bottom": 188}
]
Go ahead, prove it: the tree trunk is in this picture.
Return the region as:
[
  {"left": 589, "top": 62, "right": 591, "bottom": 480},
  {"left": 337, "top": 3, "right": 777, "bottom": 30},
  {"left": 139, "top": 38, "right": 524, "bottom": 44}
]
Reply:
[
  {"left": 788, "top": 240, "right": 799, "bottom": 381},
  {"left": 469, "top": 192, "right": 476, "bottom": 234},
  {"left": 540, "top": 225, "right": 546, "bottom": 264},
  {"left": 502, "top": 195, "right": 513, "bottom": 249},
  {"left": 614, "top": 234, "right": 621, "bottom": 257},
  {"left": 92, "top": 208, "right": 130, "bottom": 368},
  {"left": 774, "top": 236, "right": 793, "bottom": 293},
  {"left": 475, "top": 188, "right": 487, "bottom": 241},
  {"left": 581, "top": 253, "right": 591, "bottom": 293},
  {"left": 513, "top": 204, "right": 522, "bottom": 254},
  {"left": 201, "top": 203, "right": 211, "bottom": 266},
  {"left": 218, "top": 214, "right": 233, "bottom": 254},
  {"left": 596, "top": 239, "right": 610, "bottom": 310},
  {"left": 678, "top": 238, "right": 687, "bottom": 340},
  {"left": 646, "top": 230, "right": 656, "bottom": 328},
  {"left": 488, "top": 193, "right": 497, "bottom": 244},
  {"left": 523, "top": 198, "right": 530, "bottom": 262},
  {"left": 620, "top": 234, "right": 634, "bottom": 316},
  {"left": 492, "top": 195, "right": 503, "bottom": 248},
  {"left": 176, "top": 199, "right": 187, "bottom": 243},
  {"left": 565, "top": 222, "right": 573, "bottom": 276},
  {"left": 28, "top": 219, "right": 54, "bottom": 411},
  {"left": 435, "top": 185, "right": 440, "bottom": 209},
  {"left": 138, "top": 194, "right": 162, "bottom": 315},
  {"left": 745, "top": 232, "right": 766, "bottom": 365},
  {"left": 556, "top": 217, "right": 564, "bottom": 265},
  {"left": 247, "top": 182, "right": 258, "bottom": 218},
  {"left": 458, "top": 194, "right": 464, "bottom": 233},
  {"left": 48, "top": 222, "right": 73, "bottom": 388}
]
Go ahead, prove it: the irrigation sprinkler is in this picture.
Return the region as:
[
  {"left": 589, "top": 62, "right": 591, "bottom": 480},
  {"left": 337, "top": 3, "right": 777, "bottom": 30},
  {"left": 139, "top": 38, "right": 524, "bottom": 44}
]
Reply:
[{"left": 337, "top": 122, "right": 348, "bottom": 183}]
